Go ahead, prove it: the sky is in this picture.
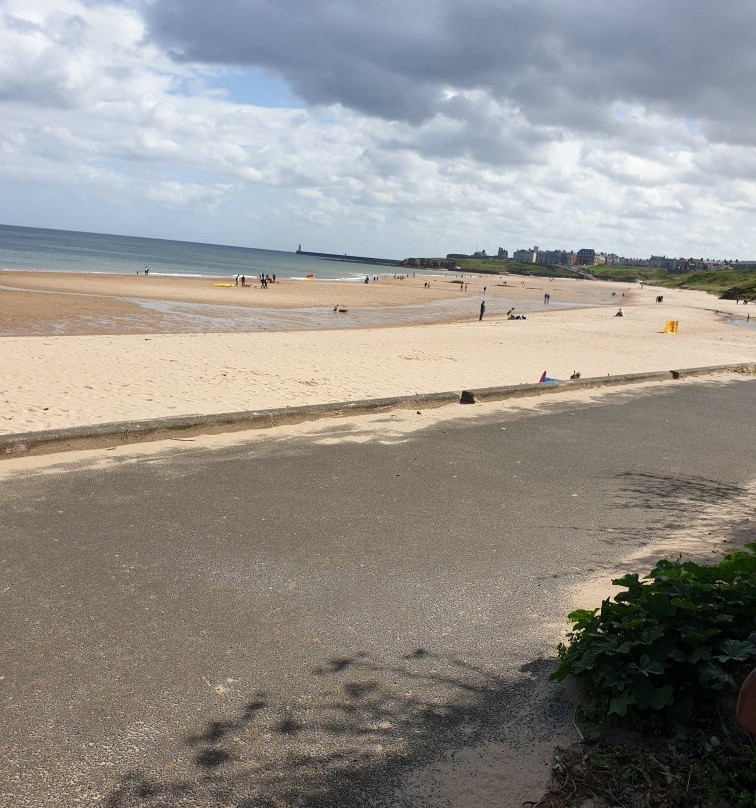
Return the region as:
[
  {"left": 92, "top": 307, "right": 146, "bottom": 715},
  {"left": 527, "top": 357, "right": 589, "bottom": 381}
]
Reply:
[{"left": 2, "top": 0, "right": 756, "bottom": 260}]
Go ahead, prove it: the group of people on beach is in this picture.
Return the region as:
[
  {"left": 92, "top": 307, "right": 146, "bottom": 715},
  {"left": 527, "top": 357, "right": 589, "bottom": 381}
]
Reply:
[{"left": 234, "top": 273, "right": 276, "bottom": 288}]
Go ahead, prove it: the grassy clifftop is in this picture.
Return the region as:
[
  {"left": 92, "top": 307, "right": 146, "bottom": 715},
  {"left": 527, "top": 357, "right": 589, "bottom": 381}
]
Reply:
[
  {"left": 594, "top": 266, "right": 756, "bottom": 299},
  {"left": 430, "top": 257, "right": 756, "bottom": 299}
]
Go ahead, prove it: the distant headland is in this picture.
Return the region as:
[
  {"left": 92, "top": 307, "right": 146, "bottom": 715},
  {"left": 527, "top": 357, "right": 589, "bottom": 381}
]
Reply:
[{"left": 296, "top": 245, "right": 402, "bottom": 267}]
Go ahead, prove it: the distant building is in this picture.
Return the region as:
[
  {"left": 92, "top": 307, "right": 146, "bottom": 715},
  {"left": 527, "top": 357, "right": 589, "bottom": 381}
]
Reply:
[
  {"left": 497, "top": 247, "right": 508, "bottom": 258},
  {"left": 537, "top": 249, "right": 573, "bottom": 266},
  {"left": 675, "top": 257, "right": 709, "bottom": 272},
  {"left": 649, "top": 255, "right": 677, "bottom": 270},
  {"left": 513, "top": 246, "right": 538, "bottom": 263},
  {"left": 576, "top": 248, "right": 596, "bottom": 266},
  {"left": 446, "top": 253, "right": 470, "bottom": 259},
  {"left": 604, "top": 254, "right": 648, "bottom": 267}
]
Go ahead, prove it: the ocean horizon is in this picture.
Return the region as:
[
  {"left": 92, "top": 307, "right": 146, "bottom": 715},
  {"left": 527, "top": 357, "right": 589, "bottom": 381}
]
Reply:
[{"left": 0, "top": 223, "right": 421, "bottom": 282}]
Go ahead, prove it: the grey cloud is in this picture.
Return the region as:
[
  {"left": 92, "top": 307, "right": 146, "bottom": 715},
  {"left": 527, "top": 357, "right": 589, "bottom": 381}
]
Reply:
[
  {"left": 142, "top": 0, "right": 756, "bottom": 139},
  {"left": 379, "top": 93, "right": 555, "bottom": 167},
  {"left": 4, "top": 12, "right": 43, "bottom": 36}
]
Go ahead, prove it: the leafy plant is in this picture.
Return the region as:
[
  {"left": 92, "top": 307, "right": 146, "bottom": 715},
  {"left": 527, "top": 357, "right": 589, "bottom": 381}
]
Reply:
[{"left": 552, "top": 544, "right": 756, "bottom": 731}]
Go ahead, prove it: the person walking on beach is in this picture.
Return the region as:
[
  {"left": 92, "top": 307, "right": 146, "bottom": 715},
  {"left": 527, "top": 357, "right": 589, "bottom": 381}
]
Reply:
[{"left": 479, "top": 300, "right": 486, "bottom": 321}]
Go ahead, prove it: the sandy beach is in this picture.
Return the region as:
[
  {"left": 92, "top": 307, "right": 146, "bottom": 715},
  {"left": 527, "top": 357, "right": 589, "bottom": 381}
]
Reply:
[
  {"left": 1, "top": 271, "right": 754, "bottom": 435},
  {"left": 2, "top": 270, "right": 754, "bottom": 807}
]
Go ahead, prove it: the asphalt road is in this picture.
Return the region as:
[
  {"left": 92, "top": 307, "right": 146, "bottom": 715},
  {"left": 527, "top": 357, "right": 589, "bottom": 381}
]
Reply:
[{"left": 1, "top": 377, "right": 754, "bottom": 807}]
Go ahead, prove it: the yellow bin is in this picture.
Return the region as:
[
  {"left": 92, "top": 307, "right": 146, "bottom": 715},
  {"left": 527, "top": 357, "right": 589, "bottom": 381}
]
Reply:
[{"left": 664, "top": 320, "right": 679, "bottom": 333}]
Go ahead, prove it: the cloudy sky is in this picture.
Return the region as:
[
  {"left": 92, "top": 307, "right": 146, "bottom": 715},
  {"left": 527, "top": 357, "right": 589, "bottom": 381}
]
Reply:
[{"left": 2, "top": 0, "right": 756, "bottom": 259}]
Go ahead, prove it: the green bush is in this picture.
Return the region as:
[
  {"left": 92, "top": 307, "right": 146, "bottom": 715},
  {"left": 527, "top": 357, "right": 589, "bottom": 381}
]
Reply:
[{"left": 552, "top": 544, "right": 756, "bottom": 731}]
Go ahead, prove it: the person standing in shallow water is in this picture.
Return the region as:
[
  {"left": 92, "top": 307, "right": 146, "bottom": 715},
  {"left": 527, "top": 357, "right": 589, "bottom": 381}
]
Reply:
[{"left": 479, "top": 300, "right": 486, "bottom": 321}]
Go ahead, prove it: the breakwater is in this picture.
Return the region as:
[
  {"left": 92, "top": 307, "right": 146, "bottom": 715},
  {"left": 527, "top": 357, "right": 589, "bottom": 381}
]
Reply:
[{"left": 295, "top": 247, "right": 402, "bottom": 267}]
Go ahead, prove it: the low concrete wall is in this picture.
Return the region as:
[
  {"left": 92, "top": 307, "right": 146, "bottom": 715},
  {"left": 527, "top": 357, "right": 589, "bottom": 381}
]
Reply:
[{"left": 2, "top": 363, "right": 753, "bottom": 459}]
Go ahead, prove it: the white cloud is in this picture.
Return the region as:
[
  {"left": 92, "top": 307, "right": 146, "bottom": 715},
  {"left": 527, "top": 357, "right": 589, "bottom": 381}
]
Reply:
[
  {"left": 1, "top": 0, "right": 756, "bottom": 258},
  {"left": 145, "top": 179, "right": 233, "bottom": 212}
]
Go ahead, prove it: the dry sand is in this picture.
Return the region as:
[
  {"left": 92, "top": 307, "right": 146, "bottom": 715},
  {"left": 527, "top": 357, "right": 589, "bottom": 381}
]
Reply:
[{"left": 1, "top": 271, "right": 754, "bottom": 435}]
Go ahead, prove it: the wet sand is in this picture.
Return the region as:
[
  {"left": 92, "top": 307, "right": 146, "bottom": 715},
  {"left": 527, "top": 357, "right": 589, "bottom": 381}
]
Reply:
[{"left": 1, "top": 270, "right": 619, "bottom": 336}]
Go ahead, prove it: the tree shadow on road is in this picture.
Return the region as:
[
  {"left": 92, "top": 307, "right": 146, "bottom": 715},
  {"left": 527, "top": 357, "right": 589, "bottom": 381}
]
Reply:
[
  {"left": 607, "top": 471, "right": 755, "bottom": 571},
  {"left": 105, "top": 651, "right": 570, "bottom": 808},
  {"left": 614, "top": 472, "right": 747, "bottom": 515}
]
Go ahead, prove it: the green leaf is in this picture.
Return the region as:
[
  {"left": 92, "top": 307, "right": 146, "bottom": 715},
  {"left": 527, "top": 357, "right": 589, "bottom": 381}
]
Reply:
[
  {"left": 688, "top": 646, "right": 712, "bottom": 664},
  {"left": 634, "top": 654, "right": 665, "bottom": 676},
  {"left": 608, "top": 691, "right": 635, "bottom": 716},
  {"left": 571, "top": 650, "right": 600, "bottom": 674},
  {"left": 644, "top": 594, "right": 676, "bottom": 618},
  {"left": 714, "top": 639, "right": 756, "bottom": 663},
  {"left": 567, "top": 608, "right": 597, "bottom": 628},
  {"left": 631, "top": 677, "right": 654, "bottom": 709},
  {"left": 616, "top": 617, "right": 646, "bottom": 631},
  {"left": 669, "top": 597, "right": 697, "bottom": 611},
  {"left": 698, "top": 662, "right": 734, "bottom": 690},
  {"left": 668, "top": 646, "right": 688, "bottom": 663},
  {"left": 640, "top": 624, "right": 666, "bottom": 644},
  {"left": 612, "top": 573, "right": 642, "bottom": 589},
  {"left": 649, "top": 685, "right": 675, "bottom": 710},
  {"left": 681, "top": 626, "right": 721, "bottom": 644}
]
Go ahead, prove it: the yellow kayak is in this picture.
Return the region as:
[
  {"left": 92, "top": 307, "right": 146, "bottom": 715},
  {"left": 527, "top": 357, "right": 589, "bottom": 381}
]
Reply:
[{"left": 212, "top": 283, "right": 236, "bottom": 287}]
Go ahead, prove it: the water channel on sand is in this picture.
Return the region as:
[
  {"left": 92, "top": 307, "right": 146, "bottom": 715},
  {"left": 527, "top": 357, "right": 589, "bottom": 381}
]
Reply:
[{"left": 0, "top": 283, "right": 603, "bottom": 336}]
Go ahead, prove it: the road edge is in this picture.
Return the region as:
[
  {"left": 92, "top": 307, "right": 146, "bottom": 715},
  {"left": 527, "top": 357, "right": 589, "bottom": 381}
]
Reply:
[{"left": 3, "top": 363, "right": 754, "bottom": 458}]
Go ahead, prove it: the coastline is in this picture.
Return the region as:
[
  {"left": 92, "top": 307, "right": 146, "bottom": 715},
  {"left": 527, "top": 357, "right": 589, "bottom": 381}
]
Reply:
[{"left": 1, "top": 271, "right": 754, "bottom": 436}]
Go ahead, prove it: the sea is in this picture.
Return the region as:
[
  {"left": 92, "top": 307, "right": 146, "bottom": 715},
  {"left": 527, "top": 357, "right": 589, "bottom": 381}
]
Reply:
[
  {"left": 0, "top": 223, "right": 480, "bottom": 333},
  {"left": 0, "top": 223, "right": 416, "bottom": 282}
]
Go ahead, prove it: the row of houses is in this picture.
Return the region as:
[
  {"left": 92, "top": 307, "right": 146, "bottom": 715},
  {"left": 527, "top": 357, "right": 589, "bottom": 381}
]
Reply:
[
  {"left": 463, "top": 246, "right": 603, "bottom": 266},
  {"left": 455, "top": 247, "right": 751, "bottom": 271}
]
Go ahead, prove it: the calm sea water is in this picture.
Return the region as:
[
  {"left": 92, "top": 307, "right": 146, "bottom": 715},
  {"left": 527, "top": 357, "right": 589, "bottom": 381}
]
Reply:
[{"left": 0, "top": 224, "right": 417, "bottom": 281}]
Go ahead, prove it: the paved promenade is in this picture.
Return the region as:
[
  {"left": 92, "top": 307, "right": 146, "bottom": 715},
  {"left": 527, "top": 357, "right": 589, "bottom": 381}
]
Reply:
[{"left": 1, "top": 378, "right": 754, "bottom": 807}]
